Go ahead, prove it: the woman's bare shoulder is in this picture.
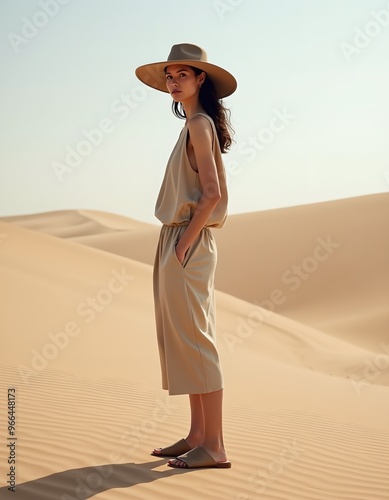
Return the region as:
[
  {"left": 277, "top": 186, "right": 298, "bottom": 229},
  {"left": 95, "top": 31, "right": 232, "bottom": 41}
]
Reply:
[{"left": 187, "top": 114, "right": 213, "bottom": 134}]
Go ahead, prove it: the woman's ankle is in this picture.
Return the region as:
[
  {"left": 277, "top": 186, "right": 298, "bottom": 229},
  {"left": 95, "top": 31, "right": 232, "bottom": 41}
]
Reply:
[{"left": 185, "top": 431, "right": 204, "bottom": 448}]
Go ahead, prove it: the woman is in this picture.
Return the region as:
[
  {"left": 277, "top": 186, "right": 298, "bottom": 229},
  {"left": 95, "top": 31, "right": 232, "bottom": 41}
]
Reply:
[{"left": 135, "top": 43, "right": 236, "bottom": 469}]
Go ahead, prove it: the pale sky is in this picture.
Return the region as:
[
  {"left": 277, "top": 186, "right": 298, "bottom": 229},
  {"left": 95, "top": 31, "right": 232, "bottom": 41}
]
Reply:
[{"left": 1, "top": 0, "right": 388, "bottom": 223}]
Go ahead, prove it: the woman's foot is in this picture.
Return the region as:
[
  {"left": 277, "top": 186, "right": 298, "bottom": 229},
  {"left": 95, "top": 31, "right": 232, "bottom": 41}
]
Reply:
[
  {"left": 151, "top": 438, "right": 190, "bottom": 457},
  {"left": 152, "top": 433, "right": 203, "bottom": 457},
  {"left": 168, "top": 442, "right": 228, "bottom": 468},
  {"left": 168, "top": 444, "right": 230, "bottom": 468}
]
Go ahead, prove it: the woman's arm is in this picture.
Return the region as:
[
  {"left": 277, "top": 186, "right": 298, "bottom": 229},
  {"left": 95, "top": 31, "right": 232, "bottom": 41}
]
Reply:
[{"left": 175, "top": 115, "right": 222, "bottom": 264}]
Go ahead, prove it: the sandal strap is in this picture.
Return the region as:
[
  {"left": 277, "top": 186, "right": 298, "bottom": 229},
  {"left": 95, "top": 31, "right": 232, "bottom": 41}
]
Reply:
[
  {"left": 153, "top": 438, "right": 190, "bottom": 457},
  {"left": 177, "top": 446, "right": 216, "bottom": 467}
]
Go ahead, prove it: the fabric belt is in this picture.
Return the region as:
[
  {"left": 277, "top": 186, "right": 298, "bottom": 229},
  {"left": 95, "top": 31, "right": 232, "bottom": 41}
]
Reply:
[{"left": 163, "top": 221, "right": 190, "bottom": 227}]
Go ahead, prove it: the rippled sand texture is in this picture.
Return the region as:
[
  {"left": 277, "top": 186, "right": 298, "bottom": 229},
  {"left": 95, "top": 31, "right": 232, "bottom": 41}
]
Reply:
[{"left": 0, "top": 193, "right": 388, "bottom": 499}]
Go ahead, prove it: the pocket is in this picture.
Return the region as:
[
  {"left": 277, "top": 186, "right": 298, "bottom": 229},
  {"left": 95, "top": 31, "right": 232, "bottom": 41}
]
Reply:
[
  {"left": 173, "top": 242, "right": 184, "bottom": 268},
  {"left": 173, "top": 241, "right": 192, "bottom": 269}
]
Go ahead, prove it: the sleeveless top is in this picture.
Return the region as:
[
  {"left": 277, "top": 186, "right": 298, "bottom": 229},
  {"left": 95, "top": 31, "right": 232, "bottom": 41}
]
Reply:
[{"left": 155, "top": 113, "right": 228, "bottom": 228}]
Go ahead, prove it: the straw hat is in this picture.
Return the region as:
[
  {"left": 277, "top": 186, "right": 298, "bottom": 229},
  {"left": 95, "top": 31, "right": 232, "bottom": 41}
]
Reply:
[{"left": 135, "top": 43, "right": 237, "bottom": 99}]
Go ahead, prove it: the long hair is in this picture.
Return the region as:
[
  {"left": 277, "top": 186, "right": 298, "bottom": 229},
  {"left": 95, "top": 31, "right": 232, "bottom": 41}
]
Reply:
[{"left": 170, "top": 66, "right": 234, "bottom": 153}]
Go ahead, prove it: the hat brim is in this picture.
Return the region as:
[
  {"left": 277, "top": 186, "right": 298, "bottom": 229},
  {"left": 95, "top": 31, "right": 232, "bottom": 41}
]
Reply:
[{"left": 135, "top": 60, "right": 237, "bottom": 99}]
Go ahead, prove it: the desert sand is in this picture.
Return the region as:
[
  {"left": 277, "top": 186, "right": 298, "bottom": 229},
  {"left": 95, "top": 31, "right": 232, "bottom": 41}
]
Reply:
[{"left": 0, "top": 193, "right": 388, "bottom": 499}]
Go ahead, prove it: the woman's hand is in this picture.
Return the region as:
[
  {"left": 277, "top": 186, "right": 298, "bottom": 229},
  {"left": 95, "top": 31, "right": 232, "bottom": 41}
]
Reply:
[{"left": 175, "top": 240, "right": 188, "bottom": 265}]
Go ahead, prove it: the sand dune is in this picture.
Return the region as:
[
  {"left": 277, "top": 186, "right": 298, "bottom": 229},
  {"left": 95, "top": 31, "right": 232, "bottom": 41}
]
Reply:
[
  {"left": 8, "top": 194, "right": 387, "bottom": 350},
  {"left": 1, "top": 194, "right": 388, "bottom": 499},
  {"left": 214, "top": 193, "right": 389, "bottom": 351}
]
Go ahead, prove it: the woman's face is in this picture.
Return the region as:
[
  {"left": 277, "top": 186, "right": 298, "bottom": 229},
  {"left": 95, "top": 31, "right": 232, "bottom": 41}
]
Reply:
[{"left": 165, "top": 64, "right": 205, "bottom": 102}]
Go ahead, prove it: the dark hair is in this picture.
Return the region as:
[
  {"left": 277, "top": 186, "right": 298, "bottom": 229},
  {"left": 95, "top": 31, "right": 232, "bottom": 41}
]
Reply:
[{"left": 169, "top": 66, "right": 234, "bottom": 153}]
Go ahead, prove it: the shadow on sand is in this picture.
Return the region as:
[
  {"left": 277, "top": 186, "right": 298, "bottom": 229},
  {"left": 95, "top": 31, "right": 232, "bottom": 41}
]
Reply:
[{"left": 0, "top": 459, "right": 195, "bottom": 499}]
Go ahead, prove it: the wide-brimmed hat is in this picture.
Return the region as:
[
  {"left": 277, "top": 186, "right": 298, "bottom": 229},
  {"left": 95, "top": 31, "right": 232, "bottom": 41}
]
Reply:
[{"left": 135, "top": 43, "right": 237, "bottom": 99}]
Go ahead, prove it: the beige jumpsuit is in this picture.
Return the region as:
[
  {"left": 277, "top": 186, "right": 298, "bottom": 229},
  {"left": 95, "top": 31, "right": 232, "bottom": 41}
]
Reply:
[{"left": 153, "top": 113, "right": 228, "bottom": 395}]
